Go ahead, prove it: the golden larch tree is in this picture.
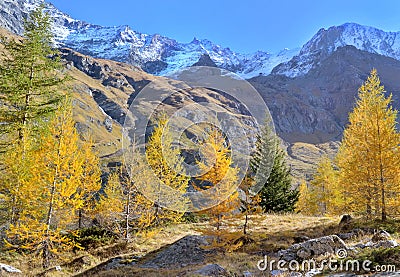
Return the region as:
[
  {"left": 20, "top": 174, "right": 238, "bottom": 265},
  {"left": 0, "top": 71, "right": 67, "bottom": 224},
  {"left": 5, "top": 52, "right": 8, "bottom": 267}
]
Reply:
[
  {"left": 96, "top": 141, "right": 158, "bottom": 240},
  {"left": 309, "top": 156, "right": 344, "bottom": 216},
  {"left": 337, "top": 69, "right": 400, "bottom": 220},
  {"left": 6, "top": 98, "right": 102, "bottom": 268},
  {"left": 295, "top": 181, "right": 319, "bottom": 215},
  {"left": 76, "top": 135, "right": 102, "bottom": 229},
  {"left": 195, "top": 129, "right": 241, "bottom": 233},
  {"left": 145, "top": 114, "right": 189, "bottom": 225},
  {"left": 0, "top": 6, "right": 66, "bottom": 226},
  {"left": 96, "top": 171, "right": 125, "bottom": 234}
]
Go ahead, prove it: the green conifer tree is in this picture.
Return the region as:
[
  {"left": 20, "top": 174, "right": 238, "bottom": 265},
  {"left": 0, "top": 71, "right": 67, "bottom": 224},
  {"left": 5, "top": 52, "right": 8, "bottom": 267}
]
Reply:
[
  {"left": 0, "top": 4, "right": 65, "bottom": 148},
  {"left": 251, "top": 118, "right": 298, "bottom": 212}
]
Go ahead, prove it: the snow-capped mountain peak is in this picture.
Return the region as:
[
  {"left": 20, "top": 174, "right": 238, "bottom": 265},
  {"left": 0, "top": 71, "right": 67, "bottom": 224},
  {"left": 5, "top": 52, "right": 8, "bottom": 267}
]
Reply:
[
  {"left": 0, "top": 0, "right": 298, "bottom": 78},
  {"left": 3, "top": 2, "right": 400, "bottom": 79},
  {"left": 273, "top": 23, "right": 400, "bottom": 77}
]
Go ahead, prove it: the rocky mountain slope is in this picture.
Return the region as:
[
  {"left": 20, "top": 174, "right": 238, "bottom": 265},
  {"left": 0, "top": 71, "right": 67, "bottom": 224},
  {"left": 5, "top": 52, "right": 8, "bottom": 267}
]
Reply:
[
  {"left": 250, "top": 45, "right": 400, "bottom": 144},
  {"left": 58, "top": 48, "right": 256, "bottom": 159}
]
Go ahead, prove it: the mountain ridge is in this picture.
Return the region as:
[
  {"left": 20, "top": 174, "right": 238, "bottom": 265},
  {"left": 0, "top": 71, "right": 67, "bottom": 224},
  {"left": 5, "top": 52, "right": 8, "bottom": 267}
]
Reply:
[
  {"left": 0, "top": 0, "right": 298, "bottom": 78},
  {"left": 3, "top": 1, "right": 400, "bottom": 81},
  {"left": 273, "top": 23, "right": 400, "bottom": 77}
]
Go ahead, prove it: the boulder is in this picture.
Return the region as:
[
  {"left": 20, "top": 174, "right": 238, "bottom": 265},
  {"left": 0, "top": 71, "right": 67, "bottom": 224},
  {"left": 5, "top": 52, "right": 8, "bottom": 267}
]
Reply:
[
  {"left": 242, "top": 271, "right": 255, "bottom": 277},
  {"left": 103, "top": 117, "right": 113, "bottom": 132},
  {"left": 337, "top": 228, "right": 365, "bottom": 240},
  {"left": 353, "top": 230, "right": 397, "bottom": 249},
  {"left": 194, "top": 264, "right": 227, "bottom": 276},
  {"left": 278, "top": 235, "right": 347, "bottom": 261},
  {"left": 140, "top": 235, "right": 215, "bottom": 269},
  {"left": 271, "top": 269, "right": 285, "bottom": 276},
  {"left": 339, "top": 214, "right": 353, "bottom": 225}
]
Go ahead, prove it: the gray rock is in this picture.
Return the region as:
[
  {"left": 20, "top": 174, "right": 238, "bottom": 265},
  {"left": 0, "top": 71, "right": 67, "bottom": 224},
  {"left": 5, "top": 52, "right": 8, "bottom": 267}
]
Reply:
[
  {"left": 271, "top": 269, "right": 286, "bottom": 276},
  {"left": 103, "top": 117, "right": 113, "bottom": 132},
  {"left": 337, "top": 229, "right": 365, "bottom": 240},
  {"left": 305, "top": 269, "right": 321, "bottom": 276},
  {"left": 354, "top": 230, "right": 397, "bottom": 249},
  {"left": 194, "top": 264, "right": 227, "bottom": 276},
  {"left": 0, "top": 263, "right": 22, "bottom": 273},
  {"left": 278, "top": 235, "right": 347, "bottom": 261},
  {"left": 242, "top": 271, "right": 254, "bottom": 277},
  {"left": 353, "top": 243, "right": 366, "bottom": 249},
  {"left": 192, "top": 54, "right": 218, "bottom": 68},
  {"left": 140, "top": 235, "right": 214, "bottom": 269},
  {"left": 373, "top": 239, "right": 398, "bottom": 248},
  {"left": 371, "top": 272, "right": 400, "bottom": 276},
  {"left": 92, "top": 89, "right": 126, "bottom": 124},
  {"left": 371, "top": 230, "right": 392, "bottom": 242}
]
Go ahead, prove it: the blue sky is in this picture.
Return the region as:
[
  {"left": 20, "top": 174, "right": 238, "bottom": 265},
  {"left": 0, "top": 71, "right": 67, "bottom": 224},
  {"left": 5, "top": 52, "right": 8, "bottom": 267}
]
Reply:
[{"left": 49, "top": 0, "right": 400, "bottom": 54}]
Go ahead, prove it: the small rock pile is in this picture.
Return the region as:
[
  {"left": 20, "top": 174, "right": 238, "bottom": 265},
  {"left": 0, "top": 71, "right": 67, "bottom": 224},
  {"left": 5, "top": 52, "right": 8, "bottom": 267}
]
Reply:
[{"left": 278, "top": 235, "right": 347, "bottom": 261}]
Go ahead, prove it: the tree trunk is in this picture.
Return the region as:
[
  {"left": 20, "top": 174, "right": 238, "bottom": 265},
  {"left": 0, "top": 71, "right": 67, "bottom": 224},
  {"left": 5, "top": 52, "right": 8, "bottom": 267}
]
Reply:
[
  {"left": 10, "top": 195, "right": 19, "bottom": 225},
  {"left": 366, "top": 203, "right": 371, "bottom": 219},
  {"left": 43, "top": 178, "right": 56, "bottom": 268},
  {"left": 78, "top": 209, "right": 82, "bottom": 229},
  {"left": 243, "top": 213, "right": 248, "bottom": 235},
  {"left": 381, "top": 186, "right": 386, "bottom": 221},
  {"left": 366, "top": 188, "right": 371, "bottom": 219},
  {"left": 125, "top": 190, "right": 131, "bottom": 242},
  {"left": 217, "top": 214, "right": 221, "bottom": 231},
  {"left": 19, "top": 63, "right": 34, "bottom": 149},
  {"left": 42, "top": 239, "right": 50, "bottom": 269},
  {"left": 12, "top": 65, "right": 34, "bottom": 226},
  {"left": 43, "top": 121, "right": 63, "bottom": 268},
  {"left": 376, "top": 115, "right": 386, "bottom": 221}
]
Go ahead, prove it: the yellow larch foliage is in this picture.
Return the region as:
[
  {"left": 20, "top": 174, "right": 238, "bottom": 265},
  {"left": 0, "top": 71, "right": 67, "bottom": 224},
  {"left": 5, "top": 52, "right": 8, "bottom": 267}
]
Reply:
[
  {"left": 76, "top": 135, "right": 102, "bottom": 228},
  {"left": 145, "top": 114, "right": 189, "bottom": 225},
  {"left": 195, "top": 128, "right": 241, "bottom": 238},
  {"left": 96, "top": 171, "right": 124, "bottom": 233},
  {"left": 309, "top": 156, "right": 345, "bottom": 216},
  {"left": 5, "top": 98, "right": 102, "bottom": 268},
  {"left": 337, "top": 69, "right": 400, "bottom": 220},
  {"left": 295, "top": 181, "right": 319, "bottom": 215}
]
